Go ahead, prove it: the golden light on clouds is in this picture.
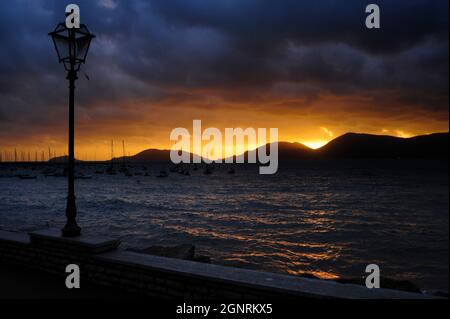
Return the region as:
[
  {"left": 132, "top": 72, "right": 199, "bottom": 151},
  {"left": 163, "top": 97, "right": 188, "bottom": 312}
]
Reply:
[
  {"left": 0, "top": 0, "right": 448, "bottom": 163},
  {"left": 320, "top": 127, "right": 334, "bottom": 138},
  {"left": 1, "top": 91, "right": 448, "bottom": 161}
]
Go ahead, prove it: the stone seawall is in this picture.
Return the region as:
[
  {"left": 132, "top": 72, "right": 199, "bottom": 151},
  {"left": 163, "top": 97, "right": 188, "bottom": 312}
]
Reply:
[{"left": 0, "top": 229, "right": 431, "bottom": 299}]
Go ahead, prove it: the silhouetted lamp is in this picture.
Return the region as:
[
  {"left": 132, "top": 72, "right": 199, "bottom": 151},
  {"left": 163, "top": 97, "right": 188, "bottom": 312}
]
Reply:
[{"left": 49, "top": 22, "right": 95, "bottom": 237}]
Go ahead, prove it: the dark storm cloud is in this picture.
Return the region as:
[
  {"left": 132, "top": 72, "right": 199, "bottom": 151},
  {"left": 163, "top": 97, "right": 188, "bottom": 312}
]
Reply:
[
  {"left": 151, "top": 0, "right": 448, "bottom": 54},
  {"left": 0, "top": 0, "right": 448, "bottom": 142}
]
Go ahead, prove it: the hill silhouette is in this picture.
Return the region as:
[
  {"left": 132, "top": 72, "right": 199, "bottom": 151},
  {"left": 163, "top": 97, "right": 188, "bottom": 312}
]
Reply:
[
  {"left": 317, "top": 132, "right": 448, "bottom": 159},
  {"left": 114, "top": 149, "right": 201, "bottom": 163},
  {"left": 48, "top": 155, "right": 83, "bottom": 163},
  {"left": 224, "top": 142, "right": 314, "bottom": 162},
  {"left": 109, "top": 132, "right": 448, "bottom": 163}
]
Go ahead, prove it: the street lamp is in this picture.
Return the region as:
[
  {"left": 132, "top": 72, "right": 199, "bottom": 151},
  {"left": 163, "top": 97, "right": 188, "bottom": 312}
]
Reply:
[{"left": 49, "top": 22, "right": 95, "bottom": 237}]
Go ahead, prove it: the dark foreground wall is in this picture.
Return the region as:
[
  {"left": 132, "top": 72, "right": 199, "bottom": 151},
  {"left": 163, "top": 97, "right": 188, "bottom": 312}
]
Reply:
[{"left": 0, "top": 229, "right": 430, "bottom": 299}]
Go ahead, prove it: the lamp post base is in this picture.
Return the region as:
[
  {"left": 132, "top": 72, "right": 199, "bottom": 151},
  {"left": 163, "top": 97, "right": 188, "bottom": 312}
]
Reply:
[{"left": 62, "top": 223, "right": 81, "bottom": 237}]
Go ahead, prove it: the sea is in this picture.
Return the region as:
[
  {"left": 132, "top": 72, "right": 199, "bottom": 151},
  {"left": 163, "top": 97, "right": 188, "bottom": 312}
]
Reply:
[{"left": 0, "top": 159, "right": 448, "bottom": 292}]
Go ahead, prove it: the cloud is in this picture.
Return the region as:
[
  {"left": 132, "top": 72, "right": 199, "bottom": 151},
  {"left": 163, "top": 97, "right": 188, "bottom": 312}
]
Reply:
[
  {"left": 321, "top": 127, "right": 334, "bottom": 138},
  {"left": 98, "top": 0, "right": 119, "bottom": 9},
  {"left": 0, "top": 0, "right": 448, "bottom": 151}
]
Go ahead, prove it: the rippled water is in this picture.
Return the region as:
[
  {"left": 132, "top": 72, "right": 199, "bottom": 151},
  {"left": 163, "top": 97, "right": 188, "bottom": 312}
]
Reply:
[{"left": 0, "top": 159, "right": 448, "bottom": 291}]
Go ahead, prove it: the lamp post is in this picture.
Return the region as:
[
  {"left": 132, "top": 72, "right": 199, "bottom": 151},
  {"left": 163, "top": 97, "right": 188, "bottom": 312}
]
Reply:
[{"left": 49, "top": 22, "right": 95, "bottom": 237}]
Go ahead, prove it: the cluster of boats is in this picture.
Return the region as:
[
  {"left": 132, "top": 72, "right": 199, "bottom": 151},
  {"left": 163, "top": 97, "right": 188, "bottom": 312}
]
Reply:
[
  {"left": 0, "top": 166, "right": 93, "bottom": 180},
  {"left": 0, "top": 163, "right": 237, "bottom": 181},
  {"left": 168, "top": 164, "right": 235, "bottom": 176}
]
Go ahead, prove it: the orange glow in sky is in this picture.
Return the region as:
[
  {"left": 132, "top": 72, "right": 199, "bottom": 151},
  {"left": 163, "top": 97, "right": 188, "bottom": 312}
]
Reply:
[
  {"left": 302, "top": 140, "right": 330, "bottom": 150},
  {"left": 0, "top": 95, "right": 448, "bottom": 161}
]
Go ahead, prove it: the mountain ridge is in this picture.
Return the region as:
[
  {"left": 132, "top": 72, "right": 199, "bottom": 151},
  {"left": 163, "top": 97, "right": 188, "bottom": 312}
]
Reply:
[{"left": 110, "top": 132, "right": 448, "bottom": 162}]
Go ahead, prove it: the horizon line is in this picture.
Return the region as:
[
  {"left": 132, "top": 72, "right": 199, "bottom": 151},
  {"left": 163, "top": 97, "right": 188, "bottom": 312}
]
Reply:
[{"left": 1, "top": 131, "right": 448, "bottom": 163}]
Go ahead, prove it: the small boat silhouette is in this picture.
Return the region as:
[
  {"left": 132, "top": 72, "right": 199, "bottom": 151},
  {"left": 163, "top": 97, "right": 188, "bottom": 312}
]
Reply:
[
  {"left": 75, "top": 173, "right": 93, "bottom": 180},
  {"left": 170, "top": 165, "right": 180, "bottom": 173},
  {"left": 105, "top": 166, "right": 117, "bottom": 175},
  {"left": 157, "top": 170, "right": 169, "bottom": 178},
  {"left": 124, "top": 170, "right": 133, "bottom": 177},
  {"left": 19, "top": 174, "right": 37, "bottom": 180}
]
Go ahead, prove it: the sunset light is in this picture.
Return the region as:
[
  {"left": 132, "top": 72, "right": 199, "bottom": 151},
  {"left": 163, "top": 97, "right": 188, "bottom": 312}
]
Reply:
[
  {"left": 0, "top": 0, "right": 448, "bottom": 304},
  {"left": 302, "top": 140, "right": 330, "bottom": 150}
]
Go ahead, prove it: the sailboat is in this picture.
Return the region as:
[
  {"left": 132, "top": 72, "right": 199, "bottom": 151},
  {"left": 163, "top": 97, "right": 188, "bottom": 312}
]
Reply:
[
  {"left": 156, "top": 169, "right": 169, "bottom": 178},
  {"left": 105, "top": 140, "right": 117, "bottom": 175},
  {"left": 119, "top": 140, "right": 132, "bottom": 176},
  {"left": 204, "top": 165, "right": 213, "bottom": 175}
]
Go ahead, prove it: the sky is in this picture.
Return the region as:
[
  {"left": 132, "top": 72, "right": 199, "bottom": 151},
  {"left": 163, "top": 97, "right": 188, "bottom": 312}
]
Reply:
[{"left": 0, "top": 0, "right": 448, "bottom": 160}]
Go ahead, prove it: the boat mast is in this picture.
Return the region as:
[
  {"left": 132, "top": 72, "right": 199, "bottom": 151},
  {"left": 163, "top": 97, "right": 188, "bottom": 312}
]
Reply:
[
  {"left": 122, "top": 140, "right": 126, "bottom": 167},
  {"left": 110, "top": 140, "right": 114, "bottom": 167}
]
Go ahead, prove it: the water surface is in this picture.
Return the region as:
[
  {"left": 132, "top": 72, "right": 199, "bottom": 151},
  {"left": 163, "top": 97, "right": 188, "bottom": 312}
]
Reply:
[{"left": 0, "top": 159, "right": 448, "bottom": 292}]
